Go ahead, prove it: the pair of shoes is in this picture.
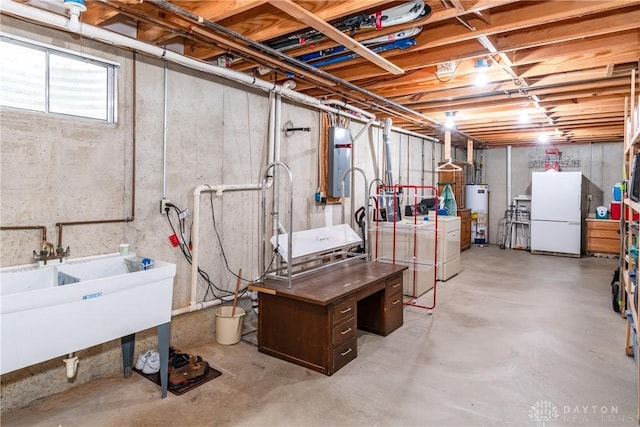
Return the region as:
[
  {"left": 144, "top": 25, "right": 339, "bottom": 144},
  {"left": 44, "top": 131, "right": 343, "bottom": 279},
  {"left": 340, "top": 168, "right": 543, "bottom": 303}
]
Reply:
[
  {"left": 169, "top": 355, "right": 209, "bottom": 389},
  {"left": 135, "top": 349, "right": 160, "bottom": 375},
  {"left": 171, "top": 352, "right": 202, "bottom": 369}
]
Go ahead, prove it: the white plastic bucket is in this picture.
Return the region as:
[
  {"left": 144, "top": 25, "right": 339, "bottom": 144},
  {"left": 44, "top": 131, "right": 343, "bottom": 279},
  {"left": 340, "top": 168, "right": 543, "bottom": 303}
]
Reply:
[{"left": 215, "top": 306, "right": 246, "bottom": 345}]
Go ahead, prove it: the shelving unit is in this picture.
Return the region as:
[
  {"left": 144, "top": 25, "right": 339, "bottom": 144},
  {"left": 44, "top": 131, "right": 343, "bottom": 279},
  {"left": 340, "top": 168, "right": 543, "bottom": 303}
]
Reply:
[{"left": 621, "top": 68, "right": 640, "bottom": 422}]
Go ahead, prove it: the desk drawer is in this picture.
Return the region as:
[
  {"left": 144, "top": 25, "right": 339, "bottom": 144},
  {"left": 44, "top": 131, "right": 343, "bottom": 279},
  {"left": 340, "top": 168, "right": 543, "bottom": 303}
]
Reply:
[
  {"left": 386, "top": 274, "right": 403, "bottom": 298},
  {"left": 332, "top": 338, "right": 357, "bottom": 373},
  {"left": 385, "top": 292, "right": 403, "bottom": 334},
  {"left": 332, "top": 296, "right": 356, "bottom": 326},
  {"left": 333, "top": 317, "right": 357, "bottom": 347}
]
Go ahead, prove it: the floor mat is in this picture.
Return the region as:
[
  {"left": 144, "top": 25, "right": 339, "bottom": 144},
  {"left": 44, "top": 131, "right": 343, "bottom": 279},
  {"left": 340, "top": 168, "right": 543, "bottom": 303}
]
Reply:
[{"left": 133, "top": 364, "right": 222, "bottom": 396}]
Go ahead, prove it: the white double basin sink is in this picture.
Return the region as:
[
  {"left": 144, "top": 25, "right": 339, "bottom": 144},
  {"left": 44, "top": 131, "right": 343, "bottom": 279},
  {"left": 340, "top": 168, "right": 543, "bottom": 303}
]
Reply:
[{"left": 0, "top": 253, "right": 175, "bottom": 375}]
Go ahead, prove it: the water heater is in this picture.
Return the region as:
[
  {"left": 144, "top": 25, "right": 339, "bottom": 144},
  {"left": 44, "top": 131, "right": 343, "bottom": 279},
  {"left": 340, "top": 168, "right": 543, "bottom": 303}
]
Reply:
[
  {"left": 327, "top": 127, "right": 352, "bottom": 198},
  {"left": 466, "top": 184, "right": 489, "bottom": 244}
]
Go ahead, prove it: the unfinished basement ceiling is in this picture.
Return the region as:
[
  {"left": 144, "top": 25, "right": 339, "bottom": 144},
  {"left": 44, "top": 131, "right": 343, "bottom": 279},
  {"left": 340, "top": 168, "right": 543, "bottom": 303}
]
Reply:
[{"left": 9, "top": 0, "right": 640, "bottom": 147}]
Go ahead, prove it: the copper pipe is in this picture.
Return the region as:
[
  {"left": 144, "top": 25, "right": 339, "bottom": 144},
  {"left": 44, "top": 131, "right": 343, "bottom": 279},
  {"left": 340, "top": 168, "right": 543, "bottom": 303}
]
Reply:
[
  {"left": 55, "top": 219, "right": 132, "bottom": 249},
  {"left": 55, "top": 51, "right": 138, "bottom": 250},
  {"left": 1, "top": 225, "right": 48, "bottom": 243}
]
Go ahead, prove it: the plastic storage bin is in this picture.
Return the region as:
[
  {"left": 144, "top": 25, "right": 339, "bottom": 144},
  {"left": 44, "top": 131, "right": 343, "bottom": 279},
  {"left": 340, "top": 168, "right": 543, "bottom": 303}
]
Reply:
[
  {"left": 611, "top": 202, "right": 621, "bottom": 220},
  {"left": 611, "top": 202, "right": 640, "bottom": 221}
]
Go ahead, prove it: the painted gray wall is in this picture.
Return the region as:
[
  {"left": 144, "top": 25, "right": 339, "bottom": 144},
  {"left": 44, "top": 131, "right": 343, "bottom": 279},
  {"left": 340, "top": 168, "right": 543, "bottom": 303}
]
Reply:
[
  {"left": 484, "top": 144, "right": 623, "bottom": 245},
  {"left": 0, "top": 16, "right": 444, "bottom": 412}
]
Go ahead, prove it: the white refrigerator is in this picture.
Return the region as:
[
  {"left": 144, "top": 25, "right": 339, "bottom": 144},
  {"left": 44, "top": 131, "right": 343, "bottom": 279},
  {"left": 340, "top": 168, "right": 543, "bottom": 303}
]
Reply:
[{"left": 530, "top": 171, "right": 584, "bottom": 256}]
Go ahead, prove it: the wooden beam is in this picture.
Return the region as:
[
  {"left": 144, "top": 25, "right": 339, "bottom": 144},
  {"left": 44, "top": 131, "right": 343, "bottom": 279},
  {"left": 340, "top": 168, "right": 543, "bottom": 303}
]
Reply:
[
  {"left": 190, "top": 0, "right": 269, "bottom": 22},
  {"left": 296, "top": 1, "right": 640, "bottom": 84},
  {"left": 185, "top": 0, "right": 391, "bottom": 60},
  {"left": 267, "top": 0, "right": 404, "bottom": 75},
  {"left": 467, "top": 139, "right": 474, "bottom": 164},
  {"left": 495, "top": 6, "right": 640, "bottom": 52},
  {"left": 444, "top": 130, "right": 452, "bottom": 160},
  {"left": 513, "top": 30, "right": 639, "bottom": 66}
]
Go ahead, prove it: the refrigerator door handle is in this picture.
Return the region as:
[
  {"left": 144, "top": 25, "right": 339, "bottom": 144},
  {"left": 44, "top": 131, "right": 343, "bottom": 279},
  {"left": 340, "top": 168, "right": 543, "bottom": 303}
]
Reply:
[{"left": 567, "top": 221, "right": 582, "bottom": 225}]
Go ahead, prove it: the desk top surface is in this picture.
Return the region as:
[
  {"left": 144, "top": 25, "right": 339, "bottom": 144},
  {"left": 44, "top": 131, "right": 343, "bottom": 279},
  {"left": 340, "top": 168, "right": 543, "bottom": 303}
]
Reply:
[{"left": 252, "top": 261, "right": 407, "bottom": 305}]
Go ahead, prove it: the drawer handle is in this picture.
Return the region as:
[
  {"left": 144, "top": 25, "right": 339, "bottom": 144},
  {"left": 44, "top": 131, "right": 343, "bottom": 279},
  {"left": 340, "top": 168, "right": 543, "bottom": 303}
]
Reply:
[
  {"left": 340, "top": 327, "right": 352, "bottom": 335},
  {"left": 339, "top": 307, "right": 352, "bottom": 314},
  {"left": 340, "top": 348, "right": 353, "bottom": 357},
  {"left": 391, "top": 283, "right": 400, "bottom": 289},
  {"left": 392, "top": 299, "right": 401, "bottom": 305}
]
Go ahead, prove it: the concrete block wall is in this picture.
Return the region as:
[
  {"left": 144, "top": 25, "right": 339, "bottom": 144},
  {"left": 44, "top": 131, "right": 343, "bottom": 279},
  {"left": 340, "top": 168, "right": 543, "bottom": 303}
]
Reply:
[{"left": 0, "top": 16, "right": 441, "bottom": 413}]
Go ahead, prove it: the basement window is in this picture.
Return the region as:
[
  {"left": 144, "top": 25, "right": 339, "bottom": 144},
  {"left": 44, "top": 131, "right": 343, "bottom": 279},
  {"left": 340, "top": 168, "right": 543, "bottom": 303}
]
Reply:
[{"left": 0, "top": 34, "right": 118, "bottom": 122}]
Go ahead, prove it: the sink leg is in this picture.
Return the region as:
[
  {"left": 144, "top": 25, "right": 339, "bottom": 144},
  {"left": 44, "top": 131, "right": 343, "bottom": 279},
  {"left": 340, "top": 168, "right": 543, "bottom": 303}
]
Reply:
[
  {"left": 157, "top": 322, "right": 170, "bottom": 398},
  {"left": 121, "top": 334, "right": 135, "bottom": 378}
]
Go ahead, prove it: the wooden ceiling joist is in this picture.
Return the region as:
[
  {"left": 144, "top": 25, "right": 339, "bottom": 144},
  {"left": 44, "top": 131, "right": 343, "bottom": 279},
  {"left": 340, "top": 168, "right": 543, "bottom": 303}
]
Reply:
[{"left": 15, "top": 0, "right": 636, "bottom": 147}]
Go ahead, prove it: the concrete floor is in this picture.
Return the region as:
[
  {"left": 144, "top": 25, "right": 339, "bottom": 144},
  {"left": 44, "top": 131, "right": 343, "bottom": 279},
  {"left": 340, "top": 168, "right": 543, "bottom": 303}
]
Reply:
[{"left": 2, "top": 245, "right": 636, "bottom": 426}]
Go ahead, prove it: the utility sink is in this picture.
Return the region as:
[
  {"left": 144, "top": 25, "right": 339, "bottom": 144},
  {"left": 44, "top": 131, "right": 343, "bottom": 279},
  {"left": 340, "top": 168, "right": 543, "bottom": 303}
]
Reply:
[{"left": 0, "top": 253, "right": 176, "bottom": 376}]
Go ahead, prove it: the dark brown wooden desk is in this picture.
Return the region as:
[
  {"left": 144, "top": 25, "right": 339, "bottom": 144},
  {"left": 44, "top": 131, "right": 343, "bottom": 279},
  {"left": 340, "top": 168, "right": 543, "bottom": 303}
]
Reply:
[{"left": 250, "top": 261, "right": 407, "bottom": 375}]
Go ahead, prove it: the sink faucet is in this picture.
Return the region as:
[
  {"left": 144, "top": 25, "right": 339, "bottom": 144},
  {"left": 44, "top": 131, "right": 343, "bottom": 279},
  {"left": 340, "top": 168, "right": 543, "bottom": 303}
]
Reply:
[{"left": 33, "top": 240, "right": 70, "bottom": 265}]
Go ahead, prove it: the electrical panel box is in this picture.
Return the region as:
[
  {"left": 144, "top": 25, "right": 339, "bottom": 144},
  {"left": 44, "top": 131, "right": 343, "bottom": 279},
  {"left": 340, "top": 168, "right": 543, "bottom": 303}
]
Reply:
[{"left": 327, "top": 126, "right": 352, "bottom": 198}]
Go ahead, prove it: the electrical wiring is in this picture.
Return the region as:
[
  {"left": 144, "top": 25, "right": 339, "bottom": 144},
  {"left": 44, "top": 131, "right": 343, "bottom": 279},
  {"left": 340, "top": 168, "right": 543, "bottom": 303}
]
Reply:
[
  {"left": 205, "top": 186, "right": 276, "bottom": 284},
  {"left": 435, "top": 60, "right": 460, "bottom": 83},
  {"left": 164, "top": 204, "right": 232, "bottom": 301},
  {"left": 164, "top": 196, "right": 278, "bottom": 302}
]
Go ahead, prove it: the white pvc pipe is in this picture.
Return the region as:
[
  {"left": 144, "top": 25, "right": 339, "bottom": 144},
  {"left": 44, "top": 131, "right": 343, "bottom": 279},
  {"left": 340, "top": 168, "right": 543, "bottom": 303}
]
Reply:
[
  {"left": 1, "top": 0, "right": 441, "bottom": 148},
  {"left": 171, "top": 292, "right": 240, "bottom": 316},
  {"left": 268, "top": 93, "right": 276, "bottom": 166},
  {"left": 323, "top": 99, "right": 376, "bottom": 120},
  {"left": 506, "top": 145, "right": 512, "bottom": 207},
  {"left": 189, "top": 184, "right": 262, "bottom": 302},
  {"left": 63, "top": 353, "right": 79, "bottom": 379}
]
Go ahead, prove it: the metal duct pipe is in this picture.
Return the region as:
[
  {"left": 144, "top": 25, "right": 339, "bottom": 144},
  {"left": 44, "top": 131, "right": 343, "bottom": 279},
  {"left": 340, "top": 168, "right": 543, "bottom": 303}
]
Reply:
[{"left": 383, "top": 118, "right": 394, "bottom": 185}]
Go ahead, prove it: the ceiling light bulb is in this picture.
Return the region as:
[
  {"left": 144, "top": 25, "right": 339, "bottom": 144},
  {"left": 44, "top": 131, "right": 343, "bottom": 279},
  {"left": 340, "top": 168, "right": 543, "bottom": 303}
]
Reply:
[
  {"left": 519, "top": 110, "right": 530, "bottom": 123},
  {"left": 445, "top": 118, "right": 455, "bottom": 130},
  {"left": 67, "top": 8, "right": 81, "bottom": 32},
  {"left": 444, "top": 111, "right": 456, "bottom": 130},
  {"left": 474, "top": 72, "right": 488, "bottom": 87},
  {"left": 538, "top": 133, "right": 549, "bottom": 144},
  {"left": 63, "top": 0, "right": 86, "bottom": 33}
]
